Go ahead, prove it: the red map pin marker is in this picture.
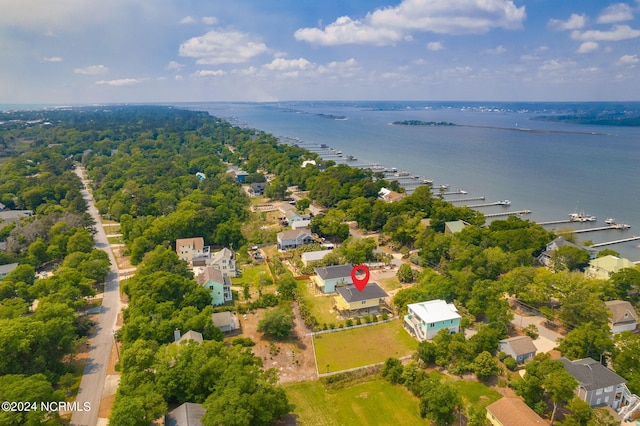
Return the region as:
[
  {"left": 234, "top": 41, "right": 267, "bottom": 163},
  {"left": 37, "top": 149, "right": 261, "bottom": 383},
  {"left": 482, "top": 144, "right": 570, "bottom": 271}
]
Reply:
[{"left": 351, "top": 265, "right": 370, "bottom": 292}]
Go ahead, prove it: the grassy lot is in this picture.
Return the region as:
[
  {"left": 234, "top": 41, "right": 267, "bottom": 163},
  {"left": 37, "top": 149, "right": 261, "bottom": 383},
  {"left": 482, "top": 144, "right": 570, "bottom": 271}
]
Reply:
[
  {"left": 232, "top": 263, "right": 270, "bottom": 288},
  {"left": 284, "top": 379, "right": 422, "bottom": 426},
  {"left": 451, "top": 379, "right": 502, "bottom": 411},
  {"left": 377, "top": 276, "right": 402, "bottom": 292},
  {"left": 296, "top": 281, "right": 342, "bottom": 326},
  {"left": 314, "top": 321, "right": 418, "bottom": 372}
]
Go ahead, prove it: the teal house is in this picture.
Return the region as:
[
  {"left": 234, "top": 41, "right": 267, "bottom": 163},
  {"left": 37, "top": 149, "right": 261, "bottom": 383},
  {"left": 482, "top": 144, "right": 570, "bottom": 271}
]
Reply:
[
  {"left": 198, "top": 266, "right": 232, "bottom": 306},
  {"left": 404, "top": 299, "right": 461, "bottom": 341}
]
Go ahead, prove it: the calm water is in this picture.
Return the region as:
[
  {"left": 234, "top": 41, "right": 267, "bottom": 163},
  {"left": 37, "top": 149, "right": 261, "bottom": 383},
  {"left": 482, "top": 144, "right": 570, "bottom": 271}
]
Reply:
[{"left": 182, "top": 101, "right": 640, "bottom": 262}]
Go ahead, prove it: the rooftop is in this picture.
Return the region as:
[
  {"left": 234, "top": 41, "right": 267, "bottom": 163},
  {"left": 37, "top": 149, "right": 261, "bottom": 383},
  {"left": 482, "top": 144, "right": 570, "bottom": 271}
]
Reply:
[
  {"left": 408, "top": 299, "right": 461, "bottom": 323},
  {"left": 336, "top": 283, "right": 388, "bottom": 303},
  {"left": 198, "top": 267, "right": 231, "bottom": 286},
  {"left": 499, "top": 336, "right": 537, "bottom": 356},
  {"left": 278, "top": 228, "right": 313, "bottom": 240},
  {"left": 315, "top": 264, "right": 354, "bottom": 280},
  {"left": 559, "top": 357, "right": 626, "bottom": 391},
  {"left": 486, "top": 397, "right": 546, "bottom": 426},
  {"left": 605, "top": 300, "right": 638, "bottom": 324},
  {"left": 165, "top": 402, "right": 205, "bottom": 426}
]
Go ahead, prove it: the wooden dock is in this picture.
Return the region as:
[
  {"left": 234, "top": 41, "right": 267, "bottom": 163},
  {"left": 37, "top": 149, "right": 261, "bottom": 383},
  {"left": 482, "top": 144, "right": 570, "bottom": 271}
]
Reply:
[
  {"left": 485, "top": 210, "right": 531, "bottom": 218},
  {"left": 558, "top": 225, "right": 631, "bottom": 234},
  {"left": 590, "top": 236, "right": 640, "bottom": 248},
  {"left": 538, "top": 219, "right": 572, "bottom": 225},
  {"left": 441, "top": 190, "right": 468, "bottom": 196},
  {"left": 468, "top": 201, "right": 509, "bottom": 208},
  {"left": 450, "top": 197, "right": 486, "bottom": 203}
]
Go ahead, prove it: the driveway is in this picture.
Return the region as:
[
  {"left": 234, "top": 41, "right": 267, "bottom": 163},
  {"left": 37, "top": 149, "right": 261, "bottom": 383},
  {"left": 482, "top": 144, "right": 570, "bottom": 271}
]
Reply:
[
  {"left": 70, "top": 166, "right": 122, "bottom": 426},
  {"left": 512, "top": 313, "right": 563, "bottom": 354}
]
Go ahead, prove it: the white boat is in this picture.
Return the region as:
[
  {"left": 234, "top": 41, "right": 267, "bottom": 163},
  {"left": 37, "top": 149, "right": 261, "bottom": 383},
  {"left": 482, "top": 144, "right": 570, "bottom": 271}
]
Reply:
[
  {"left": 497, "top": 200, "right": 511, "bottom": 206},
  {"left": 605, "top": 218, "right": 616, "bottom": 225},
  {"left": 569, "top": 212, "right": 597, "bottom": 222}
]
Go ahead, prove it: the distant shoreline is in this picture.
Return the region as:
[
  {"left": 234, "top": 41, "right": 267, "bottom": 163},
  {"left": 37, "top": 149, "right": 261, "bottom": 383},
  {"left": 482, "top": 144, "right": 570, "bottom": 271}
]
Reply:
[{"left": 391, "top": 120, "right": 609, "bottom": 136}]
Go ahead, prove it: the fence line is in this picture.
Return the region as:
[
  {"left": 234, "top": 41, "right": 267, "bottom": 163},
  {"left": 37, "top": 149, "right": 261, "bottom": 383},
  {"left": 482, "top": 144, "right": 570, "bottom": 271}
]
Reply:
[
  {"left": 306, "top": 317, "right": 399, "bottom": 337},
  {"left": 317, "top": 354, "right": 412, "bottom": 378}
]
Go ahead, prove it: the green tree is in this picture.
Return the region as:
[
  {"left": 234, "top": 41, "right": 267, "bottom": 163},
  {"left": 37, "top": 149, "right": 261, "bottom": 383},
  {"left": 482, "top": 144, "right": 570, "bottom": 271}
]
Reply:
[
  {"left": 544, "top": 367, "right": 578, "bottom": 424},
  {"left": 397, "top": 263, "right": 415, "bottom": 283},
  {"left": 66, "top": 228, "right": 95, "bottom": 254},
  {"left": 612, "top": 331, "right": 640, "bottom": 393},
  {"left": 473, "top": 351, "right": 502, "bottom": 380},
  {"left": 557, "top": 323, "right": 615, "bottom": 364},
  {"left": 277, "top": 275, "right": 297, "bottom": 300},
  {"left": 382, "top": 357, "right": 404, "bottom": 384},
  {"left": 419, "top": 378, "right": 461, "bottom": 426},
  {"left": 257, "top": 306, "right": 294, "bottom": 339},
  {"left": 551, "top": 246, "right": 590, "bottom": 272}
]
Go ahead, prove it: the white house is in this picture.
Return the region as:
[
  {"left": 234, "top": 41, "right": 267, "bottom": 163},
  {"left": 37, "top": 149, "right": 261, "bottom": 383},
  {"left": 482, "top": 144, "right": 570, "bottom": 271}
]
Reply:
[
  {"left": 404, "top": 299, "right": 461, "bottom": 341},
  {"left": 301, "top": 249, "right": 333, "bottom": 266},
  {"left": 277, "top": 229, "right": 315, "bottom": 250},
  {"left": 605, "top": 300, "right": 638, "bottom": 334},
  {"left": 207, "top": 247, "right": 237, "bottom": 277}
]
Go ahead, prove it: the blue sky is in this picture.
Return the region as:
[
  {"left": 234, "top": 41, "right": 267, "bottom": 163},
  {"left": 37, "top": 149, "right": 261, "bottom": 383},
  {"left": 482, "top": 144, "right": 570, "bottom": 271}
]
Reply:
[{"left": 2, "top": 0, "right": 640, "bottom": 103}]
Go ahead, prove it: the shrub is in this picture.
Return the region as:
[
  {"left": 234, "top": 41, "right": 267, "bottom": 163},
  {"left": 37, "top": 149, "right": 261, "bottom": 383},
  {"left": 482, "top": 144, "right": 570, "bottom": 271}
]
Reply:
[
  {"left": 345, "top": 319, "right": 353, "bottom": 327},
  {"left": 504, "top": 357, "right": 517, "bottom": 371}
]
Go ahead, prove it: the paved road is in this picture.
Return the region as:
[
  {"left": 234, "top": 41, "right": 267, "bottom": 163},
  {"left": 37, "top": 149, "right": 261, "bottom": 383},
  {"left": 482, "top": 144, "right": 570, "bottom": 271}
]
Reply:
[{"left": 71, "top": 166, "right": 121, "bottom": 426}]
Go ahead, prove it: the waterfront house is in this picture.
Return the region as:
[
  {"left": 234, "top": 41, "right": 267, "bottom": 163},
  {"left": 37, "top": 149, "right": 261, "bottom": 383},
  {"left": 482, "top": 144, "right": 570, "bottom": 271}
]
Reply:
[
  {"left": 486, "top": 397, "right": 546, "bottom": 426},
  {"left": 378, "top": 187, "right": 406, "bottom": 203},
  {"left": 301, "top": 249, "right": 333, "bottom": 266},
  {"left": 176, "top": 237, "right": 209, "bottom": 264},
  {"left": 277, "top": 229, "right": 315, "bottom": 250},
  {"left": 334, "top": 283, "right": 389, "bottom": 318},
  {"left": 313, "top": 264, "right": 353, "bottom": 293},
  {"left": 207, "top": 247, "right": 237, "bottom": 277},
  {"left": 537, "top": 237, "right": 595, "bottom": 268},
  {"left": 498, "top": 336, "right": 537, "bottom": 364},
  {"left": 404, "top": 299, "right": 461, "bottom": 341},
  {"left": 559, "top": 357, "right": 632, "bottom": 410},
  {"left": 197, "top": 266, "right": 232, "bottom": 306},
  {"left": 165, "top": 402, "right": 205, "bottom": 426},
  {"left": 584, "top": 255, "right": 635, "bottom": 280},
  {"left": 444, "top": 220, "right": 470, "bottom": 235},
  {"left": 0, "top": 262, "right": 19, "bottom": 279},
  {"left": 605, "top": 300, "right": 638, "bottom": 334}
]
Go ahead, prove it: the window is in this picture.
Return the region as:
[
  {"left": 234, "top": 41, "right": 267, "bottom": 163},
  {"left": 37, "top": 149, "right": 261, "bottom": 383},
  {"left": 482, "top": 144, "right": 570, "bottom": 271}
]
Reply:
[
  {"left": 362, "top": 300, "right": 367, "bottom": 304},
  {"left": 596, "top": 388, "right": 603, "bottom": 395},
  {"left": 430, "top": 323, "right": 435, "bottom": 327},
  {"left": 209, "top": 286, "right": 213, "bottom": 290},
  {"left": 604, "top": 386, "right": 614, "bottom": 393}
]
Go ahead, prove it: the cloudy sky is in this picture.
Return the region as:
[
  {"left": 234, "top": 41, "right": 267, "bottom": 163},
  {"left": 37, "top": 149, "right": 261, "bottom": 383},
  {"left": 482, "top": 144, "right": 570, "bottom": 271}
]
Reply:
[{"left": 2, "top": 0, "right": 640, "bottom": 103}]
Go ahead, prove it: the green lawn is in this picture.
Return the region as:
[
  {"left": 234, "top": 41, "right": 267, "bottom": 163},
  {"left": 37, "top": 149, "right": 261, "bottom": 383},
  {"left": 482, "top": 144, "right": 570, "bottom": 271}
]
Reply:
[
  {"left": 232, "top": 263, "right": 269, "bottom": 287},
  {"left": 284, "top": 379, "right": 422, "bottom": 426},
  {"left": 451, "top": 380, "right": 502, "bottom": 411},
  {"left": 297, "top": 281, "right": 342, "bottom": 326},
  {"left": 378, "top": 276, "right": 402, "bottom": 292},
  {"left": 313, "top": 321, "right": 418, "bottom": 372}
]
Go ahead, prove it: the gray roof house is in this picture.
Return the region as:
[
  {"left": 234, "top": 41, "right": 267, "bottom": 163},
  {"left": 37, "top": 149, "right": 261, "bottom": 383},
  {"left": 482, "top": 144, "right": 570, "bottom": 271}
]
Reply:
[
  {"left": 313, "top": 264, "right": 353, "bottom": 293},
  {"left": 335, "top": 283, "right": 389, "bottom": 317},
  {"left": 277, "top": 229, "right": 315, "bottom": 250},
  {"left": 0, "top": 262, "right": 19, "bottom": 279},
  {"left": 605, "top": 300, "right": 638, "bottom": 334},
  {"left": 498, "top": 336, "right": 537, "bottom": 364},
  {"left": 301, "top": 249, "right": 333, "bottom": 266},
  {"left": 174, "top": 330, "right": 204, "bottom": 344},
  {"left": 537, "top": 237, "right": 596, "bottom": 267},
  {"left": 165, "top": 402, "right": 206, "bottom": 426},
  {"left": 559, "top": 357, "right": 632, "bottom": 411},
  {"left": 212, "top": 311, "right": 241, "bottom": 335}
]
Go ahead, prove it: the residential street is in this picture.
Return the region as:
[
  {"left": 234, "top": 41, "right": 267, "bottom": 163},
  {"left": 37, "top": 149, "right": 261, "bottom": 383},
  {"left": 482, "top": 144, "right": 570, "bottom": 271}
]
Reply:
[
  {"left": 71, "top": 166, "right": 122, "bottom": 426},
  {"left": 511, "top": 313, "right": 563, "bottom": 354}
]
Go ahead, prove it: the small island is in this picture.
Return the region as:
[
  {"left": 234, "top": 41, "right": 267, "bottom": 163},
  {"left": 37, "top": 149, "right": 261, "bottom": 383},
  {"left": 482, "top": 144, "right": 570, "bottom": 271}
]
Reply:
[
  {"left": 317, "top": 113, "right": 348, "bottom": 120},
  {"left": 392, "top": 120, "right": 456, "bottom": 126}
]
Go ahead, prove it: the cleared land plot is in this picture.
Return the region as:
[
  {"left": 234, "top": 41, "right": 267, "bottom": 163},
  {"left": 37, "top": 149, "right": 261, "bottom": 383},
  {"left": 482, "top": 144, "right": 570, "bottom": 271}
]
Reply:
[
  {"left": 314, "top": 321, "right": 418, "bottom": 372},
  {"left": 284, "top": 379, "right": 422, "bottom": 426}
]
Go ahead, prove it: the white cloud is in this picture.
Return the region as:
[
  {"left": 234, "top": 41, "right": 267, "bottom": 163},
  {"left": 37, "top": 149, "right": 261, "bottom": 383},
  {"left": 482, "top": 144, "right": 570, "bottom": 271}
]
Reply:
[
  {"left": 539, "top": 59, "right": 576, "bottom": 72},
  {"left": 295, "top": 0, "right": 526, "bottom": 46},
  {"left": 192, "top": 70, "right": 226, "bottom": 78},
  {"left": 485, "top": 45, "right": 507, "bottom": 54},
  {"left": 426, "top": 41, "right": 445, "bottom": 51},
  {"left": 294, "top": 15, "right": 403, "bottom": 46},
  {"left": 74, "top": 65, "right": 109, "bottom": 75},
  {"left": 95, "top": 78, "right": 141, "bottom": 86},
  {"left": 618, "top": 54, "right": 639, "bottom": 65},
  {"left": 179, "top": 16, "right": 196, "bottom": 25},
  {"left": 202, "top": 16, "right": 217, "bottom": 25},
  {"left": 597, "top": 3, "right": 634, "bottom": 24},
  {"left": 548, "top": 13, "right": 586, "bottom": 31},
  {"left": 166, "top": 61, "right": 184, "bottom": 71},
  {"left": 571, "top": 24, "right": 640, "bottom": 41},
  {"left": 577, "top": 41, "right": 599, "bottom": 53},
  {"left": 43, "top": 56, "right": 63, "bottom": 62},
  {"left": 179, "top": 29, "right": 269, "bottom": 65},
  {"left": 317, "top": 58, "right": 360, "bottom": 76},
  {"left": 175, "top": 75, "right": 183, "bottom": 80},
  {"left": 264, "top": 58, "right": 313, "bottom": 71}
]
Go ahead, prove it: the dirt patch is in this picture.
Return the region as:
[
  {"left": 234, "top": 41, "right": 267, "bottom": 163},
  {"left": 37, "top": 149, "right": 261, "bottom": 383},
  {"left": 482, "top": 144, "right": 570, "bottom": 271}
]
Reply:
[
  {"left": 239, "top": 305, "right": 317, "bottom": 383},
  {"left": 98, "top": 342, "right": 121, "bottom": 419}
]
